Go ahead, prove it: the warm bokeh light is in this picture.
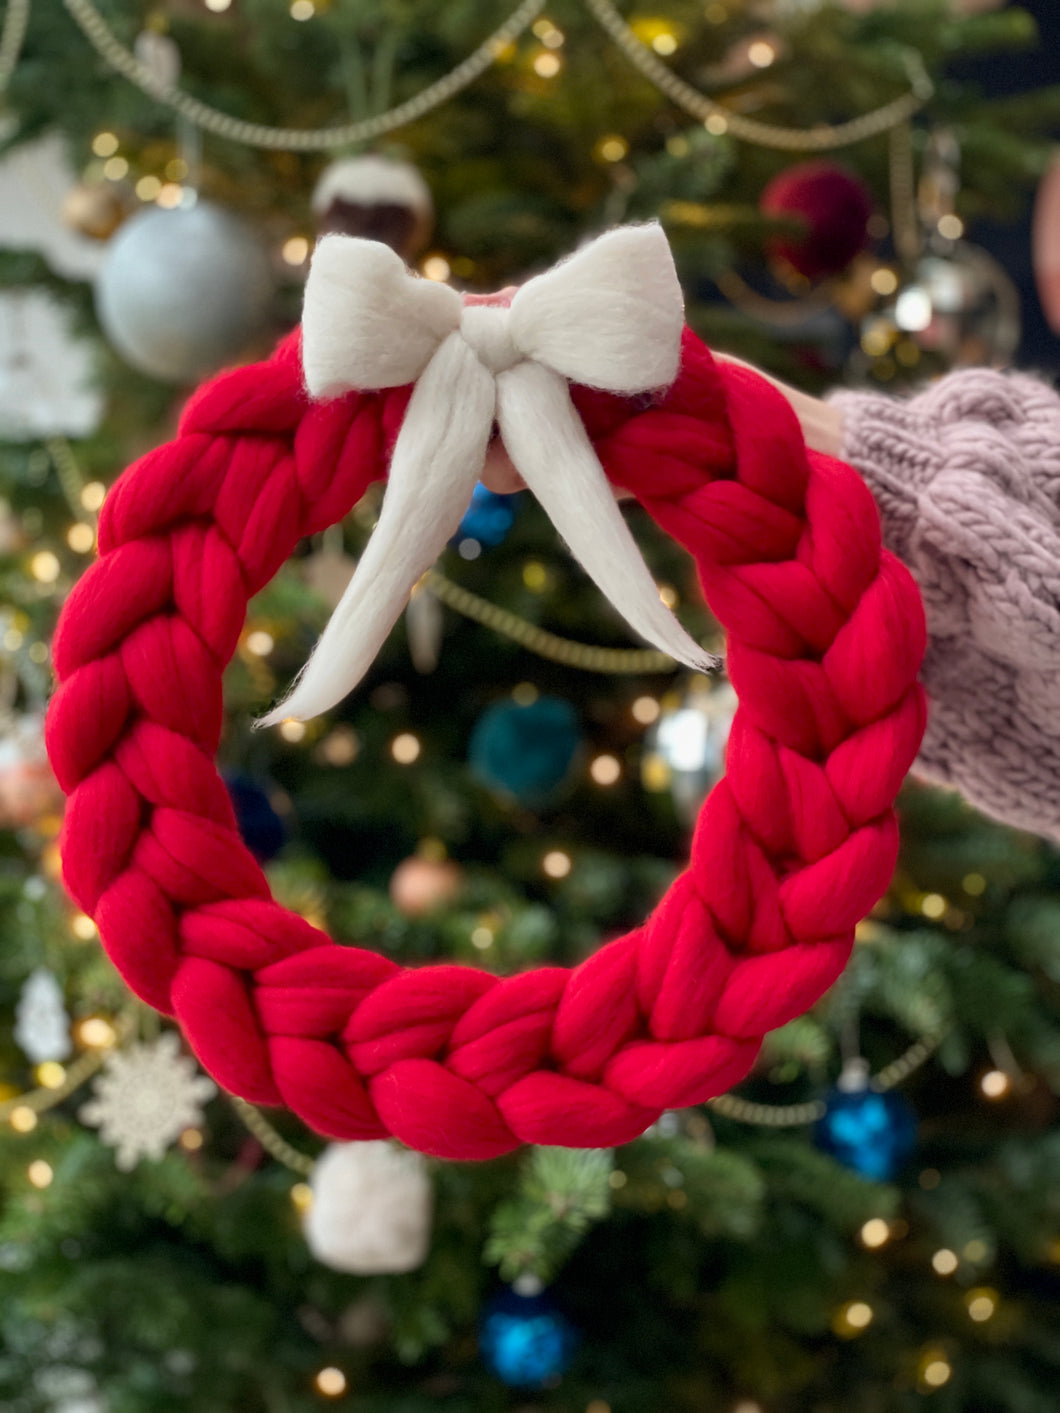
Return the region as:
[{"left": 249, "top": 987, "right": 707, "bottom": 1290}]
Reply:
[
  {"left": 932, "top": 1248, "right": 958, "bottom": 1276},
  {"left": 391, "top": 733, "right": 422, "bottom": 765},
  {"left": 92, "top": 131, "right": 119, "bottom": 157},
  {"left": 35, "top": 1062, "right": 66, "bottom": 1090},
  {"left": 966, "top": 1288, "right": 998, "bottom": 1323},
  {"left": 595, "top": 135, "right": 629, "bottom": 164},
  {"left": 27, "top": 1159, "right": 53, "bottom": 1188},
  {"left": 245, "top": 630, "right": 275, "bottom": 657},
  {"left": 512, "top": 682, "right": 539, "bottom": 706},
  {"left": 543, "top": 849, "right": 572, "bottom": 879},
  {"left": 860, "top": 1217, "right": 891, "bottom": 1249},
  {"left": 314, "top": 1366, "right": 347, "bottom": 1396},
  {"left": 290, "top": 1182, "right": 313, "bottom": 1213},
  {"left": 980, "top": 1069, "right": 1011, "bottom": 1099},
  {"left": 10, "top": 1107, "right": 37, "bottom": 1133},
  {"left": 282, "top": 235, "right": 310, "bottom": 265},
  {"left": 77, "top": 1017, "right": 117, "bottom": 1049},
  {"left": 279, "top": 719, "right": 307, "bottom": 743},
  {"left": 421, "top": 255, "right": 451, "bottom": 282},
  {"left": 590, "top": 754, "right": 621, "bottom": 786}
]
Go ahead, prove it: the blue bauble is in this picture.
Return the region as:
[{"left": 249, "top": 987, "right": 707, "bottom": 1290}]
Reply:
[
  {"left": 223, "top": 773, "right": 287, "bottom": 863},
  {"left": 452, "top": 483, "right": 521, "bottom": 548},
  {"left": 479, "top": 1285, "right": 578, "bottom": 1388},
  {"left": 468, "top": 697, "right": 581, "bottom": 806},
  {"left": 814, "top": 1080, "right": 917, "bottom": 1181}
]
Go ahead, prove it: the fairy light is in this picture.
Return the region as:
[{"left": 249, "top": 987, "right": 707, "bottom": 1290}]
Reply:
[
  {"left": 652, "top": 31, "right": 678, "bottom": 55},
  {"left": 422, "top": 255, "right": 451, "bottom": 282},
  {"left": 35, "top": 1062, "right": 66, "bottom": 1090},
  {"left": 391, "top": 733, "right": 421, "bottom": 765},
  {"left": 290, "top": 1182, "right": 313, "bottom": 1214},
  {"left": 27, "top": 1160, "right": 53, "bottom": 1189},
  {"left": 921, "top": 893, "right": 947, "bottom": 919},
  {"left": 30, "top": 551, "right": 61, "bottom": 584},
  {"left": 980, "top": 1068, "right": 1010, "bottom": 1099},
  {"left": 932, "top": 1248, "right": 958, "bottom": 1276},
  {"left": 747, "top": 40, "right": 776, "bottom": 67},
  {"left": 317, "top": 726, "right": 360, "bottom": 766},
  {"left": 733, "top": 1403, "right": 764, "bottom": 1413},
  {"left": 135, "top": 175, "right": 162, "bottom": 202},
  {"left": 595, "top": 135, "right": 629, "bottom": 163},
  {"left": 920, "top": 1355, "right": 952, "bottom": 1390},
  {"left": 964, "top": 1238, "right": 988, "bottom": 1262},
  {"left": 205, "top": 0, "right": 233, "bottom": 10},
  {"left": 962, "top": 872, "right": 986, "bottom": 896},
  {"left": 157, "top": 183, "right": 184, "bottom": 209},
  {"left": 590, "top": 754, "right": 621, "bottom": 786},
  {"left": 966, "top": 1288, "right": 998, "bottom": 1323},
  {"left": 533, "top": 51, "right": 562, "bottom": 78},
  {"left": 290, "top": 0, "right": 315, "bottom": 19},
  {"left": 658, "top": 583, "right": 679, "bottom": 608},
  {"left": 80, "top": 481, "right": 106, "bottom": 511},
  {"left": 586, "top": 1401, "right": 611, "bottom": 1413},
  {"left": 28, "top": 642, "right": 48, "bottom": 664},
  {"left": 471, "top": 925, "right": 494, "bottom": 950},
  {"left": 860, "top": 1217, "right": 891, "bottom": 1249},
  {"left": 871, "top": 267, "right": 899, "bottom": 296},
  {"left": 512, "top": 682, "right": 539, "bottom": 706},
  {"left": 314, "top": 1367, "right": 347, "bottom": 1397},
  {"left": 543, "top": 849, "right": 572, "bottom": 879},
  {"left": 165, "top": 158, "right": 189, "bottom": 181},
  {"left": 10, "top": 1107, "right": 37, "bottom": 1133},
  {"left": 919, "top": 1167, "right": 941, "bottom": 1190},
  {"left": 179, "top": 1128, "right": 204, "bottom": 1152},
  {"left": 92, "top": 131, "right": 119, "bottom": 157},
  {"left": 833, "top": 1300, "right": 874, "bottom": 1337},
  {"left": 245, "top": 630, "right": 275, "bottom": 657},
  {"left": 937, "top": 214, "right": 964, "bottom": 240},
  {"left": 608, "top": 1169, "right": 627, "bottom": 1189},
  {"left": 71, "top": 912, "right": 97, "bottom": 940},
  {"left": 67, "top": 523, "right": 95, "bottom": 553},
  {"left": 282, "top": 235, "right": 310, "bottom": 265},
  {"left": 103, "top": 156, "right": 128, "bottom": 182},
  {"left": 3, "top": 627, "right": 22, "bottom": 651},
  {"left": 76, "top": 1016, "right": 117, "bottom": 1049},
  {"left": 522, "top": 560, "right": 549, "bottom": 591},
  {"left": 632, "top": 695, "right": 660, "bottom": 725},
  {"left": 705, "top": 113, "right": 729, "bottom": 136}
]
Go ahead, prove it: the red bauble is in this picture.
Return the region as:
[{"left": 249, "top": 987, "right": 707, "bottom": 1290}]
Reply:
[{"left": 760, "top": 161, "right": 875, "bottom": 282}]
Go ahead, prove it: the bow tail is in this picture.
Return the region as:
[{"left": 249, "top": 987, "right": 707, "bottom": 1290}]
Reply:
[
  {"left": 497, "top": 361, "right": 720, "bottom": 677},
  {"left": 260, "top": 334, "right": 495, "bottom": 725}
]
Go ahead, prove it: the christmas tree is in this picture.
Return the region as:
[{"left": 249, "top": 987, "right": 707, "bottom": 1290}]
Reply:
[{"left": 1, "top": 2, "right": 1058, "bottom": 1409}]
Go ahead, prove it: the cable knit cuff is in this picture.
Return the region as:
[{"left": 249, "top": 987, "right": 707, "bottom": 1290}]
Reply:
[{"left": 829, "top": 370, "right": 1060, "bottom": 843}]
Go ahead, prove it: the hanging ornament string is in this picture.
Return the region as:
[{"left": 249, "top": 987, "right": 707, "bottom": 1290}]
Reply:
[
  {"left": 422, "top": 568, "right": 690, "bottom": 674},
  {"left": 62, "top": 0, "right": 546, "bottom": 152},
  {"left": 229, "top": 1095, "right": 314, "bottom": 1176},
  {"left": 708, "top": 1031, "right": 943, "bottom": 1127},
  {"left": 0, "top": 0, "right": 28, "bottom": 94},
  {"left": 582, "top": 0, "right": 932, "bottom": 152}
]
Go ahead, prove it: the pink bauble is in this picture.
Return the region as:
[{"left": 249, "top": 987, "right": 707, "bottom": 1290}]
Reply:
[
  {"left": 1033, "top": 154, "right": 1060, "bottom": 334},
  {"left": 388, "top": 854, "right": 463, "bottom": 917}
]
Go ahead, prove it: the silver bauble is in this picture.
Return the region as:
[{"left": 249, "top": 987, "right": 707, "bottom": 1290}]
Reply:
[
  {"left": 95, "top": 200, "right": 273, "bottom": 383},
  {"left": 642, "top": 678, "right": 737, "bottom": 826},
  {"left": 857, "top": 241, "right": 1020, "bottom": 377}
]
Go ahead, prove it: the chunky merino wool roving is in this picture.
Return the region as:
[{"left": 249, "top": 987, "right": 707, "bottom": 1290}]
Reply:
[{"left": 46, "top": 230, "right": 927, "bottom": 1161}]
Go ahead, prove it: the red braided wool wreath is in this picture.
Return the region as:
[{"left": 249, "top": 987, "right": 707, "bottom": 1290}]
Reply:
[{"left": 46, "top": 319, "right": 927, "bottom": 1162}]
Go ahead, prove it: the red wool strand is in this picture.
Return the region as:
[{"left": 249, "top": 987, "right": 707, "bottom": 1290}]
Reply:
[{"left": 46, "top": 327, "right": 927, "bottom": 1160}]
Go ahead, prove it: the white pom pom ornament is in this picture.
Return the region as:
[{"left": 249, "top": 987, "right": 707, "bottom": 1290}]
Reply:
[{"left": 304, "top": 1141, "right": 433, "bottom": 1275}]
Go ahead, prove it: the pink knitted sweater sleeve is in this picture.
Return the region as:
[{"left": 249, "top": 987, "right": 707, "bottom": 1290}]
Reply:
[{"left": 829, "top": 369, "right": 1060, "bottom": 843}]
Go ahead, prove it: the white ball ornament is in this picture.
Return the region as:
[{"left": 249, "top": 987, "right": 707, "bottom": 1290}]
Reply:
[
  {"left": 94, "top": 200, "right": 273, "bottom": 383},
  {"left": 304, "top": 1141, "right": 433, "bottom": 1275}
]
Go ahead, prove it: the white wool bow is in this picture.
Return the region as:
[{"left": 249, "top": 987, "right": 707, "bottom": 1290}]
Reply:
[{"left": 261, "top": 223, "right": 717, "bottom": 725}]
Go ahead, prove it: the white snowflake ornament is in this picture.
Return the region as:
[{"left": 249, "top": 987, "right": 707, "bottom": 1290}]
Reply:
[
  {"left": 15, "top": 968, "right": 72, "bottom": 1064},
  {"left": 79, "top": 1032, "right": 215, "bottom": 1170}
]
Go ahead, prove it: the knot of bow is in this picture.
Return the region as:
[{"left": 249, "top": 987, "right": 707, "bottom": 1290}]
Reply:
[{"left": 262, "top": 223, "right": 716, "bottom": 725}]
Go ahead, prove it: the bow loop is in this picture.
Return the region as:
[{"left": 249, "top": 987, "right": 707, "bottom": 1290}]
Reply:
[
  {"left": 509, "top": 224, "right": 684, "bottom": 393},
  {"left": 303, "top": 235, "right": 462, "bottom": 399}
]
